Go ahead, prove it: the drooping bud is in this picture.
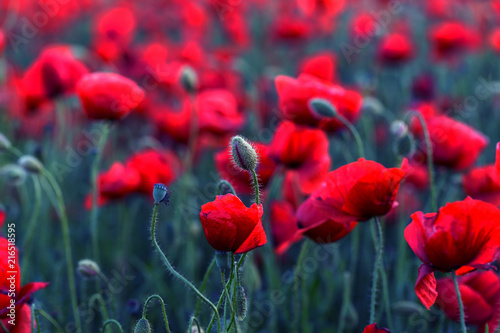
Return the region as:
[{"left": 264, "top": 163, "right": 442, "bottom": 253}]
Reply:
[
  {"left": 215, "top": 251, "right": 231, "bottom": 277},
  {"left": 18, "top": 155, "right": 43, "bottom": 174},
  {"left": 391, "top": 120, "right": 415, "bottom": 157},
  {"left": 235, "top": 284, "right": 248, "bottom": 321},
  {"left": 309, "top": 98, "right": 337, "bottom": 118},
  {"left": 231, "top": 136, "right": 258, "bottom": 172},
  {"left": 134, "top": 318, "right": 152, "bottom": 333},
  {"left": 0, "top": 164, "right": 27, "bottom": 186},
  {"left": 390, "top": 120, "right": 408, "bottom": 138},
  {"left": 179, "top": 65, "right": 198, "bottom": 94},
  {"left": 153, "top": 183, "right": 170, "bottom": 206},
  {"left": 77, "top": 259, "right": 101, "bottom": 278},
  {"left": 0, "top": 133, "right": 11, "bottom": 152}
]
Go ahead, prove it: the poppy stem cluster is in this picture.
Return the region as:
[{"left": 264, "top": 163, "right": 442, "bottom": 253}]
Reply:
[{"left": 451, "top": 271, "right": 467, "bottom": 333}]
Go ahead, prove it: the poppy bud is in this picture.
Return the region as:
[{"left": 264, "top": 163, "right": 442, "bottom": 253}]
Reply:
[
  {"left": 0, "top": 132, "right": 11, "bottom": 152},
  {"left": 215, "top": 251, "right": 231, "bottom": 276},
  {"left": 77, "top": 259, "right": 101, "bottom": 278},
  {"left": 231, "top": 136, "right": 258, "bottom": 172},
  {"left": 153, "top": 183, "right": 170, "bottom": 206},
  {"left": 18, "top": 155, "right": 44, "bottom": 174},
  {"left": 179, "top": 65, "right": 198, "bottom": 94},
  {"left": 390, "top": 120, "right": 408, "bottom": 138},
  {"left": 134, "top": 318, "right": 152, "bottom": 333},
  {"left": 0, "top": 164, "right": 27, "bottom": 186},
  {"left": 309, "top": 98, "right": 337, "bottom": 118},
  {"left": 235, "top": 284, "right": 248, "bottom": 321}
]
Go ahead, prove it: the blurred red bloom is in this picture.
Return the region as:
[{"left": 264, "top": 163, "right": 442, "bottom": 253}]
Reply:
[
  {"left": 430, "top": 22, "right": 479, "bottom": 59},
  {"left": 269, "top": 121, "right": 330, "bottom": 194},
  {"left": 378, "top": 33, "right": 414, "bottom": 65},
  {"left": 199, "top": 194, "right": 266, "bottom": 254},
  {"left": 271, "top": 16, "right": 311, "bottom": 41},
  {"left": 298, "top": 51, "right": 337, "bottom": 82},
  {"left": 1, "top": 303, "right": 33, "bottom": 333},
  {"left": 98, "top": 162, "right": 142, "bottom": 199},
  {"left": 197, "top": 89, "right": 245, "bottom": 135},
  {"left": 463, "top": 165, "right": 500, "bottom": 206},
  {"left": 496, "top": 142, "right": 500, "bottom": 175},
  {"left": 436, "top": 271, "right": 500, "bottom": 332},
  {"left": 126, "top": 149, "right": 181, "bottom": 194},
  {"left": 0, "top": 30, "right": 5, "bottom": 55},
  {"left": 216, "top": 143, "right": 277, "bottom": 195},
  {"left": 362, "top": 323, "right": 391, "bottom": 333},
  {"left": 275, "top": 74, "right": 362, "bottom": 132},
  {"left": 404, "top": 197, "right": 500, "bottom": 309},
  {"left": 77, "top": 72, "right": 145, "bottom": 120},
  {"left": 489, "top": 28, "right": 500, "bottom": 53},
  {"left": 270, "top": 200, "right": 302, "bottom": 255},
  {"left": 20, "top": 46, "right": 88, "bottom": 110},
  {"left": 0, "top": 209, "right": 4, "bottom": 229},
  {"left": 403, "top": 160, "right": 429, "bottom": 190}
]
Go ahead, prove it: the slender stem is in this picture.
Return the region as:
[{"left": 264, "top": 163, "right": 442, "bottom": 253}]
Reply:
[
  {"left": 38, "top": 308, "right": 64, "bottom": 332},
  {"left": 379, "top": 261, "right": 394, "bottom": 329},
  {"left": 337, "top": 272, "right": 352, "bottom": 333},
  {"left": 217, "top": 180, "right": 236, "bottom": 196},
  {"left": 369, "top": 217, "right": 384, "bottom": 324},
  {"left": 90, "top": 122, "right": 109, "bottom": 263},
  {"left": 33, "top": 304, "right": 40, "bottom": 333},
  {"left": 150, "top": 204, "right": 220, "bottom": 332},
  {"left": 21, "top": 175, "right": 42, "bottom": 273},
  {"left": 89, "top": 293, "right": 110, "bottom": 328},
  {"left": 221, "top": 271, "right": 234, "bottom": 312},
  {"left": 97, "top": 271, "right": 117, "bottom": 316},
  {"left": 142, "top": 295, "right": 171, "bottom": 333},
  {"left": 40, "top": 169, "right": 81, "bottom": 332},
  {"left": 250, "top": 170, "right": 260, "bottom": 205},
  {"left": 194, "top": 257, "right": 216, "bottom": 318},
  {"left": 101, "top": 320, "right": 123, "bottom": 333},
  {"left": 292, "top": 239, "right": 311, "bottom": 332},
  {"left": 452, "top": 271, "right": 467, "bottom": 333},
  {"left": 406, "top": 111, "right": 437, "bottom": 211},
  {"left": 332, "top": 112, "right": 365, "bottom": 158},
  {"left": 189, "top": 317, "right": 202, "bottom": 333},
  {"left": 0, "top": 320, "right": 10, "bottom": 333}
]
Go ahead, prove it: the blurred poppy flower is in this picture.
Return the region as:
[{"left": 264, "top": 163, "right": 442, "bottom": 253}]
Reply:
[
  {"left": 1, "top": 303, "right": 33, "bottom": 333},
  {"left": 363, "top": 323, "right": 391, "bottom": 333},
  {"left": 378, "top": 33, "right": 414, "bottom": 65},
  {"left": 197, "top": 89, "right": 245, "bottom": 135},
  {"left": 489, "top": 28, "right": 500, "bottom": 53},
  {"left": 77, "top": 72, "right": 145, "bottom": 120},
  {"left": 0, "top": 30, "right": 5, "bottom": 55},
  {"left": 270, "top": 200, "right": 302, "bottom": 255},
  {"left": 269, "top": 121, "right": 330, "bottom": 194},
  {"left": 272, "top": 16, "right": 311, "bottom": 41},
  {"left": 126, "top": 149, "right": 181, "bottom": 194},
  {"left": 275, "top": 74, "right": 362, "bottom": 132},
  {"left": 20, "top": 46, "right": 88, "bottom": 110},
  {"left": 216, "top": 143, "right": 277, "bottom": 195},
  {"left": 496, "top": 142, "right": 500, "bottom": 175},
  {"left": 404, "top": 160, "right": 429, "bottom": 190},
  {"left": 199, "top": 194, "right": 266, "bottom": 254},
  {"left": 298, "top": 52, "right": 336, "bottom": 82},
  {"left": 436, "top": 271, "right": 500, "bottom": 333},
  {"left": 463, "top": 165, "right": 500, "bottom": 206},
  {"left": 411, "top": 74, "right": 435, "bottom": 101},
  {"left": 404, "top": 197, "right": 500, "bottom": 309},
  {"left": 0, "top": 208, "right": 4, "bottom": 229},
  {"left": 430, "top": 22, "right": 479, "bottom": 59}
]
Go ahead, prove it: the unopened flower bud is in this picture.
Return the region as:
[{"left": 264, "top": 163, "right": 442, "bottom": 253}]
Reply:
[
  {"left": 77, "top": 259, "right": 101, "bottom": 278},
  {"left": 18, "top": 155, "right": 43, "bottom": 174},
  {"left": 309, "top": 98, "right": 337, "bottom": 118},
  {"left": 0, "top": 133, "right": 11, "bottom": 152},
  {"left": 231, "top": 136, "right": 258, "bottom": 172},
  {"left": 0, "top": 164, "right": 27, "bottom": 186},
  {"left": 180, "top": 65, "right": 198, "bottom": 94},
  {"left": 390, "top": 120, "right": 408, "bottom": 138},
  {"left": 153, "top": 183, "right": 170, "bottom": 206},
  {"left": 235, "top": 284, "right": 248, "bottom": 321},
  {"left": 134, "top": 318, "right": 152, "bottom": 333}
]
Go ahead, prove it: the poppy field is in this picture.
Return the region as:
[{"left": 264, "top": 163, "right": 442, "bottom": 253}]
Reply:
[{"left": 3, "top": 0, "right": 500, "bottom": 332}]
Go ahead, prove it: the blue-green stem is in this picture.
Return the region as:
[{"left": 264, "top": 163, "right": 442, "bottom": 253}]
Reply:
[
  {"left": 189, "top": 317, "right": 202, "bottom": 333},
  {"left": 405, "top": 111, "right": 437, "bottom": 211},
  {"left": 194, "top": 257, "right": 216, "bottom": 318},
  {"left": 37, "top": 308, "right": 64, "bottom": 332},
  {"left": 150, "top": 204, "right": 220, "bottom": 332},
  {"left": 40, "top": 168, "right": 81, "bottom": 332},
  {"left": 332, "top": 112, "right": 365, "bottom": 158},
  {"left": 142, "top": 294, "right": 171, "bottom": 333},
  {"left": 90, "top": 122, "right": 110, "bottom": 263},
  {"left": 21, "top": 175, "right": 42, "bottom": 273},
  {"left": 452, "top": 271, "right": 467, "bottom": 333},
  {"left": 217, "top": 180, "right": 236, "bottom": 196},
  {"left": 250, "top": 170, "right": 260, "bottom": 205},
  {"left": 89, "top": 293, "right": 109, "bottom": 332},
  {"left": 101, "top": 320, "right": 123, "bottom": 333},
  {"left": 369, "top": 217, "right": 384, "bottom": 324},
  {"left": 292, "top": 239, "right": 311, "bottom": 333}
]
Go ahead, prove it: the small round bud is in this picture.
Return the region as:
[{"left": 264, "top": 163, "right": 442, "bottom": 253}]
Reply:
[
  {"left": 231, "top": 136, "right": 258, "bottom": 172},
  {"left": 77, "top": 259, "right": 101, "bottom": 278},
  {"left": 390, "top": 120, "right": 408, "bottom": 138},
  {"left": 215, "top": 251, "right": 231, "bottom": 277},
  {"left": 134, "top": 318, "right": 152, "bottom": 333},
  {"left": 309, "top": 98, "right": 337, "bottom": 118},
  {"left": 0, "top": 133, "right": 11, "bottom": 152},
  {"left": 0, "top": 164, "right": 27, "bottom": 186},
  {"left": 153, "top": 183, "right": 170, "bottom": 206},
  {"left": 179, "top": 65, "right": 198, "bottom": 94},
  {"left": 18, "top": 155, "right": 43, "bottom": 174}
]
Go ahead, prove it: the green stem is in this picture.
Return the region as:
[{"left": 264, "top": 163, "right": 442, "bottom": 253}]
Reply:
[
  {"left": 101, "top": 320, "right": 123, "bottom": 333},
  {"left": 292, "top": 239, "right": 311, "bottom": 333},
  {"left": 217, "top": 180, "right": 236, "bottom": 196},
  {"left": 452, "top": 271, "right": 467, "bottom": 333},
  {"left": 38, "top": 308, "right": 64, "bottom": 332},
  {"left": 0, "top": 320, "right": 10, "bottom": 333},
  {"left": 142, "top": 295, "right": 171, "bottom": 333},
  {"left": 332, "top": 112, "right": 365, "bottom": 158},
  {"left": 250, "top": 170, "right": 260, "bottom": 205},
  {"left": 379, "top": 261, "right": 394, "bottom": 329},
  {"left": 194, "top": 257, "right": 216, "bottom": 318},
  {"left": 90, "top": 122, "right": 110, "bottom": 263},
  {"left": 41, "top": 169, "right": 81, "bottom": 332},
  {"left": 369, "top": 217, "right": 384, "bottom": 324},
  {"left": 21, "top": 175, "right": 42, "bottom": 273},
  {"left": 189, "top": 317, "right": 202, "bottom": 333},
  {"left": 97, "top": 271, "right": 117, "bottom": 316},
  {"left": 150, "top": 204, "right": 220, "bottom": 333},
  {"left": 89, "top": 294, "right": 110, "bottom": 332},
  {"left": 405, "top": 111, "right": 437, "bottom": 211}
]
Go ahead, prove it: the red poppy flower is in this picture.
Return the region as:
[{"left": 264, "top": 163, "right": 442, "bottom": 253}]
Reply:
[
  {"left": 199, "top": 194, "right": 266, "bottom": 254},
  {"left": 496, "top": 142, "right": 500, "bottom": 175},
  {"left": 76, "top": 72, "right": 145, "bottom": 120},
  {"left": 404, "top": 160, "right": 429, "bottom": 190},
  {"left": 430, "top": 22, "right": 479, "bottom": 59},
  {"left": 436, "top": 271, "right": 500, "bottom": 332},
  {"left": 463, "top": 165, "right": 500, "bottom": 206},
  {"left": 489, "top": 28, "right": 500, "bottom": 53},
  {"left": 269, "top": 121, "right": 330, "bottom": 194},
  {"left": 125, "top": 149, "right": 181, "bottom": 194},
  {"left": 20, "top": 46, "right": 88, "bottom": 110},
  {"left": 363, "top": 323, "right": 391, "bottom": 333},
  {"left": 410, "top": 114, "right": 488, "bottom": 170},
  {"left": 196, "top": 89, "right": 245, "bottom": 136},
  {"left": 1, "top": 303, "right": 33, "bottom": 333},
  {"left": 0, "top": 209, "right": 4, "bottom": 229},
  {"left": 216, "top": 143, "right": 277, "bottom": 195},
  {"left": 404, "top": 197, "right": 500, "bottom": 309},
  {"left": 298, "top": 52, "right": 336, "bottom": 82},
  {"left": 0, "top": 30, "right": 5, "bottom": 55},
  {"left": 275, "top": 74, "right": 362, "bottom": 132},
  {"left": 271, "top": 16, "right": 311, "bottom": 41},
  {"left": 378, "top": 33, "right": 414, "bottom": 65},
  {"left": 270, "top": 200, "right": 302, "bottom": 255}
]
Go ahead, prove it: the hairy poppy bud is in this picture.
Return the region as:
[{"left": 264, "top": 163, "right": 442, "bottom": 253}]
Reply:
[
  {"left": 235, "top": 284, "right": 248, "bottom": 321},
  {"left": 309, "top": 98, "right": 337, "bottom": 118},
  {"left": 0, "top": 164, "right": 27, "bottom": 186},
  {"left": 153, "top": 183, "right": 170, "bottom": 206},
  {"left": 231, "top": 136, "right": 258, "bottom": 172},
  {"left": 179, "top": 65, "right": 198, "bottom": 94},
  {"left": 77, "top": 259, "right": 101, "bottom": 278},
  {"left": 18, "top": 155, "right": 44, "bottom": 174},
  {"left": 0, "top": 132, "right": 11, "bottom": 152},
  {"left": 134, "top": 318, "right": 152, "bottom": 333}
]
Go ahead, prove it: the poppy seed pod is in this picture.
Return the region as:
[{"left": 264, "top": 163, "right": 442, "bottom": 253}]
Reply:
[
  {"left": 231, "top": 136, "right": 258, "bottom": 172},
  {"left": 153, "top": 183, "right": 170, "bottom": 206},
  {"left": 179, "top": 65, "right": 198, "bottom": 94},
  {"left": 77, "top": 259, "right": 101, "bottom": 278},
  {"left": 309, "top": 98, "right": 337, "bottom": 118},
  {"left": 134, "top": 318, "right": 152, "bottom": 333}
]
